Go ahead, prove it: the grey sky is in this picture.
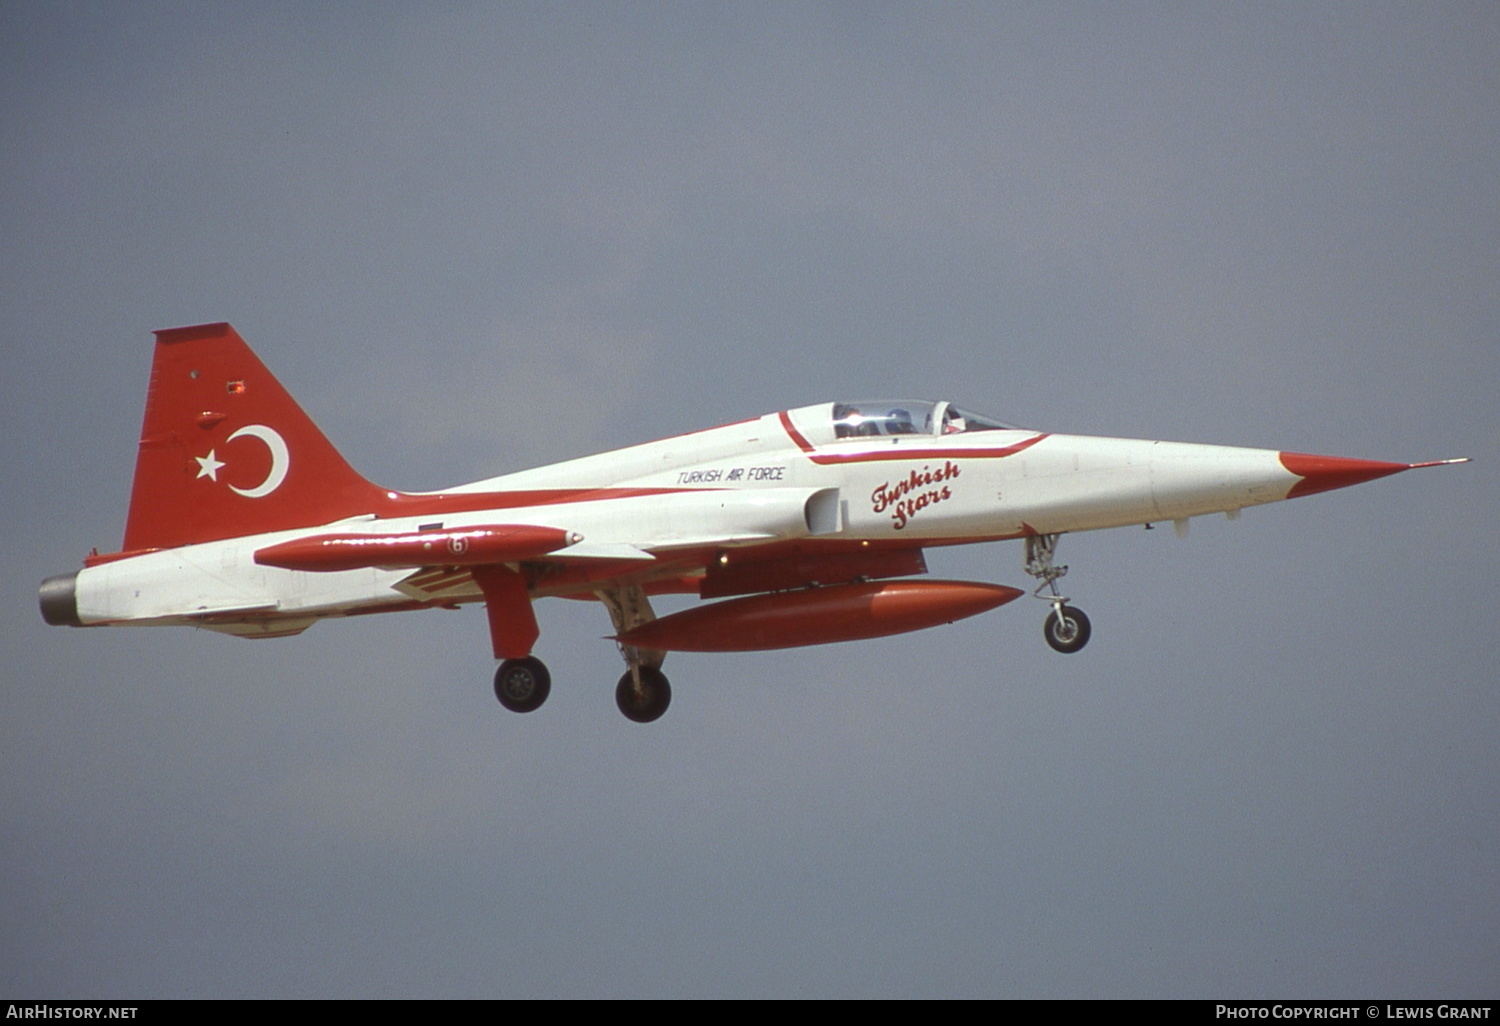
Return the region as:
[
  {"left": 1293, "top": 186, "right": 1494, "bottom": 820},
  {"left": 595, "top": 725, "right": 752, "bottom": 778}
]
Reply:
[{"left": 3, "top": 3, "right": 1496, "bottom": 997}]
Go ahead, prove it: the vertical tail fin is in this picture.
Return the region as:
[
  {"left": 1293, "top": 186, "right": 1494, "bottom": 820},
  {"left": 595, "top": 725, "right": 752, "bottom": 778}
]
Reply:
[{"left": 121, "top": 323, "right": 389, "bottom": 552}]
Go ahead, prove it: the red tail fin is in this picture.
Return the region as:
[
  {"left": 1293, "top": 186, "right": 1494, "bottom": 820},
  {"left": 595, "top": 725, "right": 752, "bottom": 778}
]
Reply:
[{"left": 122, "top": 323, "right": 389, "bottom": 551}]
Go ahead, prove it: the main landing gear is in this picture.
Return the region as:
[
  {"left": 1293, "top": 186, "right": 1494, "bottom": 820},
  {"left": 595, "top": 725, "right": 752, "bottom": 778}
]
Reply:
[
  {"left": 475, "top": 566, "right": 674, "bottom": 722},
  {"left": 488, "top": 654, "right": 673, "bottom": 722},
  {"left": 600, "top": 584, "right": 672, "bottom": 724},
  {"left": 494, "top": 657, "right": 551, "bottom": 713},
  {"left": 616, "top": 665, "right": 672, "bottom": 723},
  {"left": 475, "top": 564, "right": 555, "bottom": 714},
  {"left": 1024, "top": 533, "right": 1092, "bottom": 654}
]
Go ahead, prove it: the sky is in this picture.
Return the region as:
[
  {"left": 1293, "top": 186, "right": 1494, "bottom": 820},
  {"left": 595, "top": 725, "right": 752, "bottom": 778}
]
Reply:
[{"left": 2, "top": 2, "right": 1496, "bottom": 998}]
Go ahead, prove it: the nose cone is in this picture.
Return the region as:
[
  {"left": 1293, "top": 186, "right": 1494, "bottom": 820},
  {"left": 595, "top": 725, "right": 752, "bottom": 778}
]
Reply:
[{"left": 1279, "top": 452, "right": 1434, "bottom": 498}]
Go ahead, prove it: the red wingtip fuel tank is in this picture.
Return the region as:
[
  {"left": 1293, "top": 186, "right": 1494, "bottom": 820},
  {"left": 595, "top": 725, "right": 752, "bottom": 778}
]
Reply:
[
  {"left": 615, "top": 579, "right": 1025, "bottom": 652},
  {"left": 254, "top": 524, "right": 576, "bottom": 571}
]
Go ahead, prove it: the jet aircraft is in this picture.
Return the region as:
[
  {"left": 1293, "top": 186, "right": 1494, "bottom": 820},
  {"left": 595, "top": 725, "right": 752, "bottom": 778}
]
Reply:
[{"left": 39, "top": 323, "right": 1467, "bottom": 722}]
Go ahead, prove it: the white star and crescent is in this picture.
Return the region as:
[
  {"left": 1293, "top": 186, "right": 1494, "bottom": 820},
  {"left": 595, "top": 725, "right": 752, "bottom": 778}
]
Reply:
[{"left": 194, "top": 424, "right": 290, "bottom": 498}]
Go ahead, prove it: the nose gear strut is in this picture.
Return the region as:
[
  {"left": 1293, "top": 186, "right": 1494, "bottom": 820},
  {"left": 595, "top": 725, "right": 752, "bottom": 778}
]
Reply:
[{"left": 1023, "top": 533, "right": 1092, "bottom": 653}]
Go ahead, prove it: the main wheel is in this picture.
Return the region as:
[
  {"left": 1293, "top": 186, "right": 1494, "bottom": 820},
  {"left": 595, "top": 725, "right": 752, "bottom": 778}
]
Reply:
[
  {"left": 615, "top": 666, "right": 671, "bottom": 723},
  {"left": 494, "top": 657, "right": 551, "bottom": 713},
  {"left": 1043, "top": 605, "right": 1092, "bottom": 654}
]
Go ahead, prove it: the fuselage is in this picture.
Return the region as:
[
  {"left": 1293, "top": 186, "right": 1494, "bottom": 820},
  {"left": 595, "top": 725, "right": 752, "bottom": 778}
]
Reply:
[{"left": 49, "top": 399, "right": 1310, "bottom": 635}]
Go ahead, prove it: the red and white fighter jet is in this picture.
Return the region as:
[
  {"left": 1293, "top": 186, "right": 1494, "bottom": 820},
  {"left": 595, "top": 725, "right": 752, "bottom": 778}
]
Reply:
[{"left": 39, "top": 323, "right": 1467, "bottom": 722}]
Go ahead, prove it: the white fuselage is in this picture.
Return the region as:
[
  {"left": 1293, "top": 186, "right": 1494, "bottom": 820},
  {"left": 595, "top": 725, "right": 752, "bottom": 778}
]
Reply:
[{"left": 66, "top": 402, "right": 1301, "bottom": 634}]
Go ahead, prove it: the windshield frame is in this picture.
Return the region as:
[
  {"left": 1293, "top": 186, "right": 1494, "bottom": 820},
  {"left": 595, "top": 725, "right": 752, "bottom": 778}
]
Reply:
[{"left": 829, "top": 400, "right": 1017, "bottom": 440}]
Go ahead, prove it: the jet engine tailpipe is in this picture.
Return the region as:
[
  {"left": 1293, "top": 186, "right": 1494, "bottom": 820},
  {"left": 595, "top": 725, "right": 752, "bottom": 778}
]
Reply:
[{"left": 39, "top": 572, "right": 82, "bottom": 627}]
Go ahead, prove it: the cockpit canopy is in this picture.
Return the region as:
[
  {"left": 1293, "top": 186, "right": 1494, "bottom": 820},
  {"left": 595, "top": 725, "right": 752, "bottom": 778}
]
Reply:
[{"left": 831, "top": 400, "right": 1016, "bottom": 439}]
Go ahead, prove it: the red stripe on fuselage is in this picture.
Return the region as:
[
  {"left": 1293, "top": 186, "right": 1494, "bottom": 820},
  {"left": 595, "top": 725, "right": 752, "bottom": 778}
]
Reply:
[
  {"left": 778, "top": 411, "right": 817, "bottom": 452},
  {"left": 805, "top": 433, "right": 1049, "bottom": 464}
]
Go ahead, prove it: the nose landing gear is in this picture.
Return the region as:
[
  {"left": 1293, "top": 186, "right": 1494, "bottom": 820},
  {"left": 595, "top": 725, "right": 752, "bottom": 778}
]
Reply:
[
  {"left": 1042, "top": 604, "right": 1092, "bottom": 654},
  {"left": 1024, "top": 533, "right": 1091, "bottom": 654}
]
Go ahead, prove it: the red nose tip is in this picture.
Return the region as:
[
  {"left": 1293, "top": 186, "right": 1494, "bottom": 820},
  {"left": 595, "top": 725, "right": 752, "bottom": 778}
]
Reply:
[{"left": 1279, "top": 452, "right": 1412, "bottom": 498}]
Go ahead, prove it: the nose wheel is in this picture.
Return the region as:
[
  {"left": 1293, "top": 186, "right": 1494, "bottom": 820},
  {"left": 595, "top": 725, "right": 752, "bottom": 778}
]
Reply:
[
  {"left": 1043, "top": 605, "right": 1092, "bottom": 653},
  {"left": 1024, "top": 533, "right": 1092, "bottom": 654}
]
